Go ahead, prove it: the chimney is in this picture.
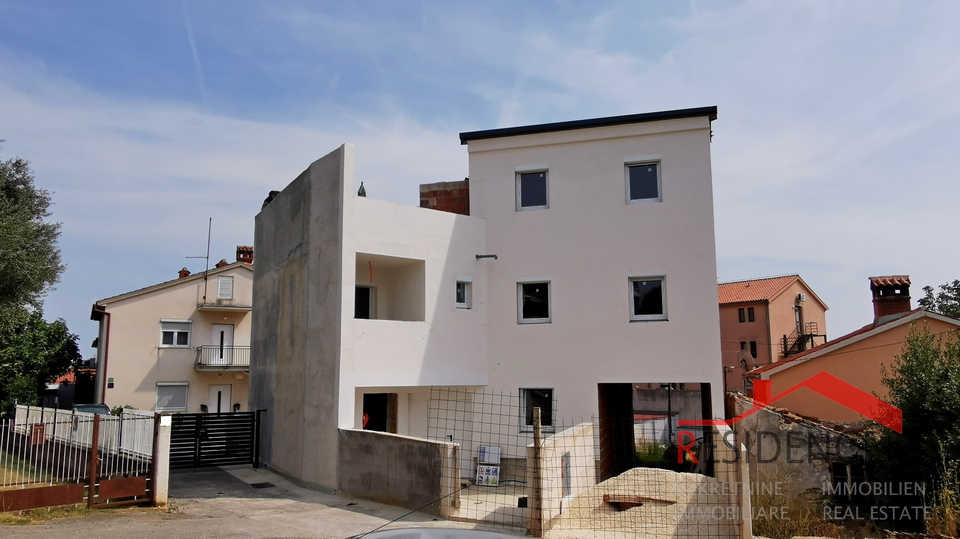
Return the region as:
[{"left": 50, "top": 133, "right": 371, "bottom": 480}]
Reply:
[
  {"left": 870, "top": 275, "right": 911, "bottom": 325},
  {"left": 178, "top": 267, "right": 191, "bottom": 279},
  {"left": 419, "top": 179, "right": 469, "bottom": 216},
  {"left": 237, "top": 246, "right": 254, "bottom": 264},
  {"left": 215, "top": 259, "right": 229, "bottom": 268}
]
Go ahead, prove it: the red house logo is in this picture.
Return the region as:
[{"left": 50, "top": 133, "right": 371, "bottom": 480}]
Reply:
[{"left": 680, "top": 371, "right": 902, "bottom": 433}]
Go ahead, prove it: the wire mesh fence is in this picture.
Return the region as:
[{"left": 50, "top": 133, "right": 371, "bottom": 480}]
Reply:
[{"left": 426, "top": 387, "right": 748, "bottom": 539}]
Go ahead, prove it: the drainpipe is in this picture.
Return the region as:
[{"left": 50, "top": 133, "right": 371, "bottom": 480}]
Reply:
[{"left": 90, "top": 304, "right": 111, "bottom": 405}]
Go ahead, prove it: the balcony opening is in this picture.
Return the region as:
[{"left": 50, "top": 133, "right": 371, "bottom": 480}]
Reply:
[{"left": 355, "top": 253, "right": 425, "bottom": 322}]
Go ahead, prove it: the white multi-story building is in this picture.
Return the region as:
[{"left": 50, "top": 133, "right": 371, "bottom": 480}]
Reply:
[{"left": 251, "top": 107, "right": 724, "bottom": 491}]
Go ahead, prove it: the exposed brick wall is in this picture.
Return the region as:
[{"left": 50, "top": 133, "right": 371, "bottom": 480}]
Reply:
[{"left": 419, "top": 179, "right": 469, "bottom": 216}]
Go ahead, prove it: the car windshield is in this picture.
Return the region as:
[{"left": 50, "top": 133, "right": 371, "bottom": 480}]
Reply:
[{"left": 74, "top": 404, "right": 111, "bottom": 415}]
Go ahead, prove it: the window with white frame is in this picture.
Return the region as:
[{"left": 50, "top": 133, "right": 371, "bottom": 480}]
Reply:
[
  {"left": 156, "top": 383, "right": 188, "bottom": 412},
  {"left": 160, "top": 320, "right": 192, "bottom": 347},
  {"left": 217, "top": 276, "right": 234, "bottom": 300},
  {"left": 518, "top": 281, "right": 550, "bottom": 323},
  {"left": 517, "top": 171, "right": 548, "bottom": 210},
  {"left": 521, "top": 388, "right": 554, "bottom": 432},
  {"left": 629, "top": 277, "right": 666, "bottom": 321},
  {"left": 455, "top": 279, "right": 472, "bottom": 309},
  {"left": 626, "top": 162, "right": 661, "bottom": 202}
]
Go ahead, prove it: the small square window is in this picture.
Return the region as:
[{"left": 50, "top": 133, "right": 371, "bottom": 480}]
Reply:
[
  {"left": 626, "top": 162, "right": 661, "bottom": 202},
  {"left": 629, "top": 277, "right": 666, "bottom": 321},
  {"left": 748, "top": 307, "right": 755, "bottom": 322},
  {"left": 456, "top": 281, "right": 472, "bottom": 309},
  {"left": 518, "top": 282, "right": 550, "bottom": 323},
  {"left": 218, "top": 276, "right": 234, "bottom": 300},
  {"left": 517, "top": 171, "right": 548, "bottom": 210},
  {"left": 156, "top": 383, "right": 188, "bottom": 412},
  {"left": 160, "top": 321, "right": 191, "bottom": 348},
  {"left": 738, "top": 308, "right": 745, "bottom": 323},
  {"left": 521, "top": 388, "right": 554, "bottom": 432}
]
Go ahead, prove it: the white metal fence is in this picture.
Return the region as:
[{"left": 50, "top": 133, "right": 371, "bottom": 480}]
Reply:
[{"left": 2, "top": 406, "right": 155, "bottom": 490}]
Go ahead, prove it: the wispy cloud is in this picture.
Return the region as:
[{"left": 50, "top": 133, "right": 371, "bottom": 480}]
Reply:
[{"left": 180, "top": 0, "right": 208, "bottom": 109}]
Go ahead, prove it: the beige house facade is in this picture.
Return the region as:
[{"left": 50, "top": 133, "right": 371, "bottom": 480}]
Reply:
[
  {"left": 749, "top": 276, "right": 960, "bottom": 422},
  {"left": 91, "top": 250, "right": 253, "bottom": 413},
  {"left": 718, "top": 275, "right": 828, "bottom": 393}
]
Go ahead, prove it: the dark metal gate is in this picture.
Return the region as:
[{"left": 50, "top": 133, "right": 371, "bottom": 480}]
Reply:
[{"left": 170, "top": 410, "right": 262, "bottom": 470}]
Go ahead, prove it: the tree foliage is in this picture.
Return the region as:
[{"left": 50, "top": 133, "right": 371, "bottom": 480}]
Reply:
[
  {"left": 869, "top": 322, "right": 960, "bottom": 529},
  {"left": 919, "top": 280, "right": 960, "bottom": 319},
  {"left": 0, "top": 309, "right": 81, "bottom": 416},
  {"left": 0, "top": 153, "right": 64, "bottom": 315}
]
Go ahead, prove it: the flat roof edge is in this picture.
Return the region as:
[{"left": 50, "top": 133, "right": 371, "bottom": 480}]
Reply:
[{"left": 459, "top": 106, "right": 718, "bottom": 145}]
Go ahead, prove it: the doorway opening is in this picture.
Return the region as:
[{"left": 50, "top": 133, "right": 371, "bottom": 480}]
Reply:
[{"left": 362, "top": 393, "right": 398, "bottom": 433}]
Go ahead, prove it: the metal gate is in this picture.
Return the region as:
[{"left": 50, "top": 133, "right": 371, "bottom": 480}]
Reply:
[{"left": 169, "top": 410, "right": 262, "bottom": 470}]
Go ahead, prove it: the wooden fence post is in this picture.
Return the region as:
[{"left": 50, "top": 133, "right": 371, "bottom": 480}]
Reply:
[{"left": 529, "top": 407, "right": 544, "bottom": 538}]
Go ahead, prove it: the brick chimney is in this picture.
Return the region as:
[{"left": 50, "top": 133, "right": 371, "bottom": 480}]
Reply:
[
  {"left": 215, "top": 259, "right": 229, "bottom": 268},
  {"left": 178, "top": 267, "right": 191, "bottom": 279},
  {"left": 237, "top": 246, "right": 254, "bottom": 264},
  {"left": 870, "top": 275, "right": 911, "bottom": 325},
  {"left": 420, "top": 179, "right": 469, "bottom": 216}
]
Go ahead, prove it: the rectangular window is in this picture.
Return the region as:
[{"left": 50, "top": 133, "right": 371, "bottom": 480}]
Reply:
[
  {"left": 518, "top": 281, "right": 550, "bottom": 323},
  {"left": 160, "top": 320, "right": 191, "bottom": 348},
  {"left": 156, "top": 383, "right": 188, "bottom": 412},
  {"left": 355, "top": 286, "right": 374, "bottom": 319},
  {"left": 748, "top": 307, "right": 755, "bottom": 322},
  {"left": 456, "top": 281, "right": 472, "bottom": 309},
  {"left": 517, "top": 171, "right": 548, "bottom": 210},
  {"left": 740, "top": 341, "right": 747, "bottom": 351},
  {"left": 738, "top": 308, "right": 745, "bottom": 323},
  {"left": 750, "top": 341, "right": 758, "bottom": 359},
  {"left": 521, "top": 388, "right": 554, "bottom": 432},
  {"left": 626, "top": 162, "right": 661, "bottom": 202},
  {"left": 629, "top": 277, "right": 666, "bottom": 321},
  {"left": 217, "top": 276, "right": 234, "bottom": 300}
]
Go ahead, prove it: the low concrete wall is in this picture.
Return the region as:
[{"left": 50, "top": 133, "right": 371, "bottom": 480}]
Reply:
[
  {"left": 527, "top": 422, "right": 597, "bottom": 531},
  {"left": 337, "top": 429, "right": 460, "bottom": 517}
]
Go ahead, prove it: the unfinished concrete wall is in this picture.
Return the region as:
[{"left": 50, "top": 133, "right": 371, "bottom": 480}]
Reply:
[
  {"left": 337, "top": 429, "right": 460, "bottom": 517},
  {"left": 250, "top": 145, "right": 351, "bottom": 491},
  {"left": 527, "top": 422, "right": 597, "bottom": 530}
]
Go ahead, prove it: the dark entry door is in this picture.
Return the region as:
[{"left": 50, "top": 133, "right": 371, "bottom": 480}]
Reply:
[{"left": 169, "top": 411, "right": 262, "bottom": 469}]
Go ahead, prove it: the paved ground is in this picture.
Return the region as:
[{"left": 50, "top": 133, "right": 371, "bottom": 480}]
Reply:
[{"left": 0, "top": 466, "right": 524, "bottom": 539}]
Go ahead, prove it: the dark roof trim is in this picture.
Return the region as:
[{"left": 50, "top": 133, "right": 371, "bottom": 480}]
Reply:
[{"left": 459, "top": 106, "right": 718, "bottom": 145}]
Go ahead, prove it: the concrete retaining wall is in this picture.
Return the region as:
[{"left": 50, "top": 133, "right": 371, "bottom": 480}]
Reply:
[{"left": 337, "top": 429, "right": 460, "bottom": 517}]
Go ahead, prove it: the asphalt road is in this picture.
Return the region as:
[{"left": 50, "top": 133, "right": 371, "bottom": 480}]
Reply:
[{"left": 0, "top": 466, "right": 515, "bottom": 539}]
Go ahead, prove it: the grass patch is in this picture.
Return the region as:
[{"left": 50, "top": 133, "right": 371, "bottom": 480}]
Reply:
[
  {"left": 928, "top": 450, "right": 960, "bottom": 536},
  {"left": 635, "top": 443, "right": 669, "bottom": 469},
  {"left": 0, "top": 450, "right": 45, "bottom": 489},
  {"left": 0, "top": 504, "right": 160, "bottom": 525}
]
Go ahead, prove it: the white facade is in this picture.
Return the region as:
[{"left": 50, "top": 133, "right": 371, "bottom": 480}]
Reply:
[{"left": 251, "top": 107, "right": 724, "bottom": 489}]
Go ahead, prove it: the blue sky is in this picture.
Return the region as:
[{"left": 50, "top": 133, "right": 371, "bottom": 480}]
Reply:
[{"left": 2, "top": 1, "right": 959, "bottom": 360}]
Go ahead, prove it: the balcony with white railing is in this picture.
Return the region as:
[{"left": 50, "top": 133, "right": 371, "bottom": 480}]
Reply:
[{"left": 195, "top": 345, "right": 250, "bottom": 371}]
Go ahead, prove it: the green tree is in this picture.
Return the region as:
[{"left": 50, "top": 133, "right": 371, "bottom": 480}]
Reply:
[
  {"left": 919, "top": 280, "right": 960, "bottom": 319},
  {"left": 0, "top": 152, "right": 64, "bottom": 316},
  {"left": 869, "top": 322, "right": 960, "bottom": 530},
  {"left": 0, "top": 309, "right": 81, "bottom": 416}
]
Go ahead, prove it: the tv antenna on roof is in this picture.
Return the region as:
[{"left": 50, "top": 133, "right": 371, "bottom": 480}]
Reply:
[{"left": 186, "top": 218, "right": 212, "bottom": 304}]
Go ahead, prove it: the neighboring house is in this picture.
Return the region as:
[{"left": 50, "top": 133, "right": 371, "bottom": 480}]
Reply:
[
  {"left": 90, "top": 247, "right": 254, "bottom": 413},
  {"left": 718, "top": 275, "right": 828, "bottom": 393},
  {"left": 251, "top": 107, "right": 726, "bottom": 491},
  {"left": 747, "top": 275, "right": 960, "bottom": 422}
]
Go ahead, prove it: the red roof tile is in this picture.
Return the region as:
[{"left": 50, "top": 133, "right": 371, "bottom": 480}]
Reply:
[
  {"left": 869, "top": 275, "right": 910, "bottom": 287},
  {"left": 718, "top": 275, "right": 798, "bottom": 305}
]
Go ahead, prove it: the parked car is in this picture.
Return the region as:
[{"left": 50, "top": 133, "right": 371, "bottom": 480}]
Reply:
[{"left": 72, "top": 403, "right": 111, "bottom": 415}]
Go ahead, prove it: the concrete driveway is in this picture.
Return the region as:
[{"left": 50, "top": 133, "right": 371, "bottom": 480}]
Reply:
[{"left": 0, "top": 466, "right": 524, "bottom": 539}]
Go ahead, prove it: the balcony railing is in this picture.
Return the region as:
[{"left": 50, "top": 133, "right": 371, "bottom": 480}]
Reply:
[{"left": 195, "top": 345, "right": 250, "bottom": 371}]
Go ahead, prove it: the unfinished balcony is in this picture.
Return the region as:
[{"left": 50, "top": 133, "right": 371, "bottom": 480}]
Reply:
[{"left": 195, "top": 345, "right": 251, "bottom": 371}]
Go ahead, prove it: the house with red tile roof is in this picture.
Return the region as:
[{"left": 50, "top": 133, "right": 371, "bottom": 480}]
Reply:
[
  {"left": 718, "top": 274, "right": 828, "bottom": 393},
  {"left": 747, "top": 276, "right": 960, "bottom": 422}
]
